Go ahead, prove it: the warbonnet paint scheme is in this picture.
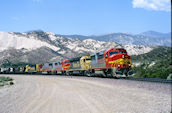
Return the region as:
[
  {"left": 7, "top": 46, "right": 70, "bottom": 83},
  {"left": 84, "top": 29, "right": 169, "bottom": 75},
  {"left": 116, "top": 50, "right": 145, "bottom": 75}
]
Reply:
[{"left": 2, "top": 48, "right": 132, "bottom": 78}]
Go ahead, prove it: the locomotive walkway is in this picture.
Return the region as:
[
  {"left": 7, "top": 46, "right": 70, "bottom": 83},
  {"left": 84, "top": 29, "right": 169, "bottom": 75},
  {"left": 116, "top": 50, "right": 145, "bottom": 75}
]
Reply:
[{"left": 0, "top": 74, "right": 171, "bottom": 113}]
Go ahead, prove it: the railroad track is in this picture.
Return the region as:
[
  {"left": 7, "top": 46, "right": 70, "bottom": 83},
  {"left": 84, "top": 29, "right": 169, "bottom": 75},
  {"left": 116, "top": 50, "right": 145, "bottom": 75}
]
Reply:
[{"left": 120, "top": 77, "right": 172, "bottom": 83}]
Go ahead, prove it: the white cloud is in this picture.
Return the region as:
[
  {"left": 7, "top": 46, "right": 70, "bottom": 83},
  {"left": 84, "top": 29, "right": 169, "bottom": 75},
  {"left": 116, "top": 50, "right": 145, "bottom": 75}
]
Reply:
[{"left": 132, "top": 0, "right": 171, "bottom": 12}]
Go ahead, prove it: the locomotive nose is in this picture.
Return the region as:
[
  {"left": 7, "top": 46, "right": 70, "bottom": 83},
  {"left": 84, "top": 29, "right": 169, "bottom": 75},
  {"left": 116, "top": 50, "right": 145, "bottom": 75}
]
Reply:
[
  {"left": 109, "top": 54, "right": 126, "bottom": 60},
  {"left": 109, "top": 54, "right": 116, "bottom": 58}
]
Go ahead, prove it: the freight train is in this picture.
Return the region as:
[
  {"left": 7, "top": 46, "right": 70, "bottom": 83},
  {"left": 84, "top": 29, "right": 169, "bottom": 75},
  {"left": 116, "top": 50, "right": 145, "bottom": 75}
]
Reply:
[{"left": 0, "top": 48, "right": 132, "bottom": 78}]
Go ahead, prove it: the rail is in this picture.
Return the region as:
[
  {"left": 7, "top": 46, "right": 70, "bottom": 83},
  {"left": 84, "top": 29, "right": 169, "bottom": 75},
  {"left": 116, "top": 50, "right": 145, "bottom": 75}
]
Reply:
[{"left": 121, "top": 77, "right": 172, "bottom": 83}]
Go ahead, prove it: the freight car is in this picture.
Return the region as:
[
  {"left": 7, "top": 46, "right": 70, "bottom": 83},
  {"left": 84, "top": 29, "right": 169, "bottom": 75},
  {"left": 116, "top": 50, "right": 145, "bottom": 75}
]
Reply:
[
  {"left": 0, "top": 67, "right": 25, "bottom": 74},
  {"left": 0, "top": 68, "right": 10, "bottom": 74},
  {"left": 14, "top": 67, "right": 26, "bottom": 74}
]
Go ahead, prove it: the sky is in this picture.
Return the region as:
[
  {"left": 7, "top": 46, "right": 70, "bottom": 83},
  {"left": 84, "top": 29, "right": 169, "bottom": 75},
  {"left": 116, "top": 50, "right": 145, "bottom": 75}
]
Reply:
[{"left": 0, "top": 0, "right": 171, "bottom": 35}]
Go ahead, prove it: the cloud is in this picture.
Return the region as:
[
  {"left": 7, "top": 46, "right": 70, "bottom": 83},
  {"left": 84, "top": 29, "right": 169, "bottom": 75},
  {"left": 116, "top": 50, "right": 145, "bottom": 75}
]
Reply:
[{"left": 132, "top": 0, "right": 171, "bottom": 12}]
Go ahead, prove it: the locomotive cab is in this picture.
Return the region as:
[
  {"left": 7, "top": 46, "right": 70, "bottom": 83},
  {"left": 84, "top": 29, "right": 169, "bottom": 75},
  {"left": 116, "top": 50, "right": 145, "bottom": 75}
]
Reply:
[
  {"left": 105, "top": 48, "right": 131, "bottom": 68},
  {"left": 25, "top": 64, "right": 42, "bottom": 74},
  {"left": 61, "top": 60, "right": 70, "bottom": 74},
  {"left": 80, "top": 55, "right": 91, "bottom": 70},
  {"left": 104, "top": 48, "right": 132, "bottom": 77}
]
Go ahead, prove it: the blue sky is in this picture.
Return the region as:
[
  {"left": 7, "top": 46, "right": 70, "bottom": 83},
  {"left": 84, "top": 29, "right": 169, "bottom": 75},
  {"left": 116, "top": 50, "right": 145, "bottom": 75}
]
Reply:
[{"left": 0, "top": 0, "right": 171, "bottom": 35}]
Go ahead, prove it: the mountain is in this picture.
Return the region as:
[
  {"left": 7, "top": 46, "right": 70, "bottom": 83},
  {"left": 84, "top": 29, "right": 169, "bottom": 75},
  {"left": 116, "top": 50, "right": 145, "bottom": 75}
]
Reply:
[
  {"left": 58, "top": 34, "right": 89, "bottom": 40},
  {"left": 62, "top": 31, "right": 171, "bottom": 46},
  {"left": 140, "top": 31, "right": 171, "bottom": 38},
  {"left": 0, "top": 31, "right": 153, "bottom": 65}
]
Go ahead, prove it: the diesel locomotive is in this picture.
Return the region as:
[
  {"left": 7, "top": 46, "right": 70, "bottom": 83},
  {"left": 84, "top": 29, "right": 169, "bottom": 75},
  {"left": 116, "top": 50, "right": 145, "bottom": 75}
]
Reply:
[{"left": 0, "top": 48, "right": 132, "bottom": 78}]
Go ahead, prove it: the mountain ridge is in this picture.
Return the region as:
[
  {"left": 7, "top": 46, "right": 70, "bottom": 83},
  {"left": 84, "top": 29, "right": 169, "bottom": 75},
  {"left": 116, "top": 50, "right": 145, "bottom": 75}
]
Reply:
[
  {"left": 0, "top": 30, "right": 167, "bottom": 65},
  {"left": 61, "top": 30, "right": 171, "bottom": 46}
]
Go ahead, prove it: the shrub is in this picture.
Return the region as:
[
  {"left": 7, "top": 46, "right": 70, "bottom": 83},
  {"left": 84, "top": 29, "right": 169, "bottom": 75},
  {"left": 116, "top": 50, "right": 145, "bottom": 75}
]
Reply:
[
  {"left": 9, "top": 81, "right": 14, "bottom": 85},
  {"left": 0, "top": 83, "right": 4, "bottom": 87},
  {"left": 0, "top": 76, "right": 14, "bottom": 87}
]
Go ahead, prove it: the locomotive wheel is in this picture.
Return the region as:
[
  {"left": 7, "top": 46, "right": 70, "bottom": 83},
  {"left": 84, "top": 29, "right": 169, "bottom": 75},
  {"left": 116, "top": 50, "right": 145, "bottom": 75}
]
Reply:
[
  {"left": 66, "top": 71, "right": 70, "bottom": 76},
  {"left": 102, "top": 69, "right": 108, "bottom": 77},
  {"left": 61, "top": 71, "right": 65, "bottom": 75},
  {"left": 79, "top": 71, "right": 85, "bottom": 75},
  {"left": 111, "top": 67, "right": 119, "bottom": 78},
  {"left": 123, "top": 69, "right": 128, "bottom": 77},
  {"left": 123, "top": 68, "right": 131, "bottom": 78},
  {"left": 84, "top": 71, "right": 92, "bottom": 77}
]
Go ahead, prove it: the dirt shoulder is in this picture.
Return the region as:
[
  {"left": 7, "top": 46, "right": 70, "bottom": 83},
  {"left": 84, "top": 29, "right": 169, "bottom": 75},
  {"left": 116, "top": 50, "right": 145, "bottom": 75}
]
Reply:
[{"left": 0, "top": 74, "right": 171, "bottom": 113}]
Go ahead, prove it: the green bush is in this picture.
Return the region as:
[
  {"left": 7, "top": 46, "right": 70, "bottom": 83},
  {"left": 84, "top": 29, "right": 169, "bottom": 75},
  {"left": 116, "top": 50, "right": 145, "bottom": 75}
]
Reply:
[
  {"left": 0, "top": 83, "right": 4, "bottom": 87},
  {"left": 9, "top": 81, "right": 14, "bottom": 85},
  {"left": 0, "top": 76, "right": 13, "bottom": 81},
  {"left": 132, "top": 46, "right": 171, "bottom": 79},
  {"left": 0, "top": 76, "right": 14, "bottom": 87}
]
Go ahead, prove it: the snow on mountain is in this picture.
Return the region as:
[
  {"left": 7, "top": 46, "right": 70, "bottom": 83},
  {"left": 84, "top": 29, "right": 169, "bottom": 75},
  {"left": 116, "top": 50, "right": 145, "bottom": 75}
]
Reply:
[
  {"left": 0, "top": 32, "right": 60, "bottom": 52},
  {"left": 0, "top": 31, "right": 154, "bottom": 64},
  {"left": 61, "top": 38, "right": 121, "bottom": 54},
  {"left": 124, "top": 45, "right": 153, "bottom": 55},
  {"left": 46, "top": 32, "right": 58, "bottom": 41}
]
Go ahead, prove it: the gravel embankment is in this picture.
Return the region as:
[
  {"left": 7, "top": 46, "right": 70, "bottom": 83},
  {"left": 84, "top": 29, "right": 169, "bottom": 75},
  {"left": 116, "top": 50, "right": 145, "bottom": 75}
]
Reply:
[{"left": 0, "top": 74, "right": 171, "bottom": 113}]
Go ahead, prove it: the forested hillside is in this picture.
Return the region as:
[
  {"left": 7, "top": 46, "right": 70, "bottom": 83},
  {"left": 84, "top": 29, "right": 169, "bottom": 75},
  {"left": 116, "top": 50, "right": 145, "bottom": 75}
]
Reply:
[{"left": 131, "top": 46, "right": 171, "bottom": 79}]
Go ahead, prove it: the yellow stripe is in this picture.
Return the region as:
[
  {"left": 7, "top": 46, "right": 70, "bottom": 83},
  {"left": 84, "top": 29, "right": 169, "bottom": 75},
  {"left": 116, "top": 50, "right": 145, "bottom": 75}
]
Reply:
[{"left": 109, "top": 58, "right": 131, "bottom": 65}]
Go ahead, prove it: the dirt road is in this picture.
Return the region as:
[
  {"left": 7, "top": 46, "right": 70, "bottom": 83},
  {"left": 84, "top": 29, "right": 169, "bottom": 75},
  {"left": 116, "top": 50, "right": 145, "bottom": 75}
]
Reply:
[{"left": 0, "top": 74, "right": 171, "bottom": 113}]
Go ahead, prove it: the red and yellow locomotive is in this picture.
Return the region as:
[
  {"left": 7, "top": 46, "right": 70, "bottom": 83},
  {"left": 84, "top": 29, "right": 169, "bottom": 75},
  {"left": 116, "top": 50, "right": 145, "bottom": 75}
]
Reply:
[{"left": 86, "top": 48, "right": 131, "bottom": 77}]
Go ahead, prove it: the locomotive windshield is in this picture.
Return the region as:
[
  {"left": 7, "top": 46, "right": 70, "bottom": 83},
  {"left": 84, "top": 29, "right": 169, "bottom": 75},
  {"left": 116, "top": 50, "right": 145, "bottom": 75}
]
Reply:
[
  {"left": 86, "top": 58, "right": 91, "bottom": 60},
  {"left": 109, "top": 51, "right": 118, "bottom": 56},
  {"left": 119, "top": 51, "right": 126, "bottom": 54},
  {"left": 65, "top": 61, "right": 70, "bottom": 64},
  {"left": 109, "top": 50, "right": 127, "bottom": 56}
]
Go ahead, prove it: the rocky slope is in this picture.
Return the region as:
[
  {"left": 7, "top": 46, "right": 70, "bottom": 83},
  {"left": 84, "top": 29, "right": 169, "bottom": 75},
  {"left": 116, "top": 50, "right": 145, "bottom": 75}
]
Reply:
[{"left": 0, "top": 31, "right": 153, "bottom": 64}]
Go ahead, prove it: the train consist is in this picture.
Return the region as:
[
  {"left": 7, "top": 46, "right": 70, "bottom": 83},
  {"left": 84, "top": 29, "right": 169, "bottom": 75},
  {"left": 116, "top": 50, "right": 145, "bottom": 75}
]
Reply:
[{"left": 0, "top": 48, "right": 132, "bottom": 78}]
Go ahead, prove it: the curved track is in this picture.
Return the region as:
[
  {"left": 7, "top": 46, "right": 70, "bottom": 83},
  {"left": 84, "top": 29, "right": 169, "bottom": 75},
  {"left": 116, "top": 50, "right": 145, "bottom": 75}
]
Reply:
[
  {"left": 119, "top": 77, "right": 172, "bottom": 83},
  {"left": 0, "top": 74, "right": 171, "bottom": 113}
]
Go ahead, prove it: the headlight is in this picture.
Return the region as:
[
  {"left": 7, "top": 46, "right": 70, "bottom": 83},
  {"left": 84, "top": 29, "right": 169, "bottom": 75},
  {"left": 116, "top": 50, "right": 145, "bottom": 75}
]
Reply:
[{"left": 122, "top": 55, "right": 124, "bottom": 58}]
